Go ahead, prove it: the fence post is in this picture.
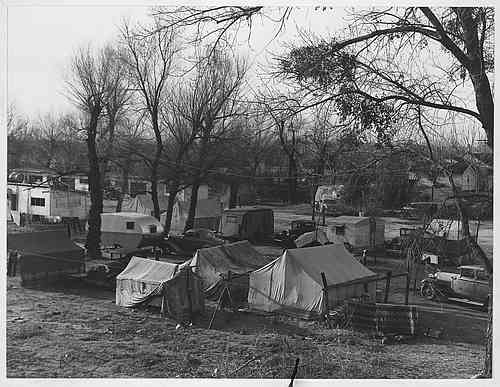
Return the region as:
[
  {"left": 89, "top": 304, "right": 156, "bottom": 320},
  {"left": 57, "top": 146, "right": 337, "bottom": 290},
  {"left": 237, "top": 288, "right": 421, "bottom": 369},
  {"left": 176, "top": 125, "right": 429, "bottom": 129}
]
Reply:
[
  {"left": 384, "top": 271, "right": 392, "bottom": 304},
  {"left": 321, "top": 272, "right": 329, "bottom": 315},
  {"left": 405, "top": 272, "right": 410, "bottom": 305}
]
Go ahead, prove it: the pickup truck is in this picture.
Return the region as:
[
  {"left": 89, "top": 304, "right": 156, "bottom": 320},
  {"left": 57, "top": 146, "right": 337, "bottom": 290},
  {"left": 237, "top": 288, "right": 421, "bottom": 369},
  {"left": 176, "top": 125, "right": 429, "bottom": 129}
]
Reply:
[{"left": 420, "top": 265, "right": 490, "bottom": 308}]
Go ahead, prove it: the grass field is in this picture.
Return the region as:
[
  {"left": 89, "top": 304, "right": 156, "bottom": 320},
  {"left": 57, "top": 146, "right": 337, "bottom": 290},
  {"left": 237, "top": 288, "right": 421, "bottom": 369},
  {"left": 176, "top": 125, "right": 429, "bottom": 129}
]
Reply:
[{"left": 7, "top": 276, "right": 485, "bottom": 379}]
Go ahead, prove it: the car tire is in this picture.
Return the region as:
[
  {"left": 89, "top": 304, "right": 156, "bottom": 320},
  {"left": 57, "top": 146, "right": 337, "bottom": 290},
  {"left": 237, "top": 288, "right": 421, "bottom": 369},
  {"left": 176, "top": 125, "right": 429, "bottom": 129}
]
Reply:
[{"left": 421, "top": 283, "right": 436, "bottom": 300}]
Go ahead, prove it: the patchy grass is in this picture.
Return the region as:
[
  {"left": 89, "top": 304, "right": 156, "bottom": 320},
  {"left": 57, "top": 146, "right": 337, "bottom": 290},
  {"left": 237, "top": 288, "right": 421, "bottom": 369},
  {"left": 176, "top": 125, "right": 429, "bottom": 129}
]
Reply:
[{"left": 6, "top": 277, "right": 485, "bottom": 378}]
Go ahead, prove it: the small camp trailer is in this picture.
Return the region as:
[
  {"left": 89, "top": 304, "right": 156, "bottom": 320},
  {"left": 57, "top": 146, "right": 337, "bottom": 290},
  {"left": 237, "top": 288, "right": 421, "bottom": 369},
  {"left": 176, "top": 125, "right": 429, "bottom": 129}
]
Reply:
[
  {"left": 326, "top": 216, "right": 385, "bottom": 251},
  {"left": 100, "top": 212, "right": 164, "bottom": 253},
  {"left": 220, "top": 206, "right": 274, "bottom": 242}
]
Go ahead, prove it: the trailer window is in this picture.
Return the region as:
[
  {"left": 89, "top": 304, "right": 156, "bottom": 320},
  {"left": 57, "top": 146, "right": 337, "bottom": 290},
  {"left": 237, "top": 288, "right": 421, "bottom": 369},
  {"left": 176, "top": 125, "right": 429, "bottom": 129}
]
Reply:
[
  {"left": 149, "top": 225, "right": 157, "bottom": 233},
  {"left": 30, "top": 197, "right": 45, "bottom": 207},
  {"left": 335, "top": 226, "right": 345, "bottom": 235},
  {"left": 126, "top": 221, "right": 135, "bottom": 230},
  {"left": 476, "top": 270, "right": 489, "bottom": 281}
]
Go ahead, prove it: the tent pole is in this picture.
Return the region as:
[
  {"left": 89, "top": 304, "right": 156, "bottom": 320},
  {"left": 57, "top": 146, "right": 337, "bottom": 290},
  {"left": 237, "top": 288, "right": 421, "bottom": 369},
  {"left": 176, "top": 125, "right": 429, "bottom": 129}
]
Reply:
[
  {"left": 320, "top": 272, "right": 329, "bottom": 316},
  {"left": 186, "top": 268, "right": 193, "bottom": 322},
  {"left": 384, "top": 271, "right": 392, "bottom": 304}
]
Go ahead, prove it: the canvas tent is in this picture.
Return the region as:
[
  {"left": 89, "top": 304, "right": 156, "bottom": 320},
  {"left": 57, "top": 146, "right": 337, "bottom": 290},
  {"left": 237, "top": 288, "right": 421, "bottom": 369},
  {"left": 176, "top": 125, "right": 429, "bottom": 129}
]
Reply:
[
  {"left": 248, "top": 244, "right": 377, "bottom": 319},
  {"left": 122, "top": 194, "right": 170, "bottom": 216},
  {"left": 326, "top": 216, "right": 385, "bottom": 250},
  {"left": 116, "top": 257, "right": 204, "bottom": 322},
  {"left": 220, "top": 207, "right": 274, "bottom": 242},
  {"left": 294, "top": 229, "right": 329, "bottom": 248},
  {"left": 7, "top": 230, "right": 85, "bottom": 285},
  {"left": 161, "top": 198, "right": 222, "bottom": 233},
  {"left": 189, "top": 241, "right": 270, "bottom": 302}
]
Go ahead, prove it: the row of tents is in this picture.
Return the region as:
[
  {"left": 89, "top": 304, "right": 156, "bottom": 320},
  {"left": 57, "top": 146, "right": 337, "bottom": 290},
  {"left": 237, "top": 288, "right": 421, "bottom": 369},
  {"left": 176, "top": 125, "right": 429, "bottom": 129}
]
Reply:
[{"left": 115, "top": 241, "right": 378, "bottom": 321}]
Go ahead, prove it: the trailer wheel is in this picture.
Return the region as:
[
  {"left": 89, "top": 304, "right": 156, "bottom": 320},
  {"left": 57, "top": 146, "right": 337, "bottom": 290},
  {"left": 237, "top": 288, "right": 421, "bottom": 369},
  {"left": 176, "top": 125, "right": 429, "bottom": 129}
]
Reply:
[{"left": 421, "top": 283, "right": 436, "bottom": 300}]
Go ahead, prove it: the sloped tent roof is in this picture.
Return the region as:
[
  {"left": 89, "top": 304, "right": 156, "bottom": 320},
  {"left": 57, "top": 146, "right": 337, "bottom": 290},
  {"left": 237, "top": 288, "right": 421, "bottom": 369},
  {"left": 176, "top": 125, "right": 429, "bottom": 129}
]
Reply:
[
  {"left": 122, "top": 194, "right": 170, "bottom": 215},
  {"left": 248, "top": 244, "right": 377, "bottom": 318},
  {"left": 189, "top": 241, "right": 270, "bottom": 298},
  {"left": 294, "top": 229, "right": 329, "bottom": 248},
  {"left": 116, "top": 257, "right": 203, "bottom": 321},
  {"left": 7, "top": 230, "right": 85, "bottom": 284}
]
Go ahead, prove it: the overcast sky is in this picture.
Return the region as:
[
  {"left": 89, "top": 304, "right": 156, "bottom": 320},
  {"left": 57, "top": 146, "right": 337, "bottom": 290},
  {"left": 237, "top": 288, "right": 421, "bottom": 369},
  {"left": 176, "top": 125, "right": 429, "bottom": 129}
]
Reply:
[{"left": 7, "top": 5, "right": 343, "bottom": 118}]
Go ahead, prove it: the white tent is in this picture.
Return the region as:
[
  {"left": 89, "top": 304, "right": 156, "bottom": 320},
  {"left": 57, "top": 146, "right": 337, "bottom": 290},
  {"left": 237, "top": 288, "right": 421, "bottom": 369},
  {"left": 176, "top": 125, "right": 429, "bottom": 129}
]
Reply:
[
  {"left": 116, "top": 257, "right": 203, "bottom": 321},
  {"left": 248, "top": 244, "right": 377, "bottom": 318}
]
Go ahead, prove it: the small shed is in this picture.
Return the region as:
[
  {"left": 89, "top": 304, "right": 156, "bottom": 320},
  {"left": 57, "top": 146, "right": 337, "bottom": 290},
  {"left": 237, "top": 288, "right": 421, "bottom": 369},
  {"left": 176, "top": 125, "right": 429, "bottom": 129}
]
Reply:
[
  {"left": 248, "top": 244, "right": 377, "bottom": 319},
  {"left": 116, "top": 257, "right": 204, "bottom": 322},
  {"left": 189, "top": 241, "right": 270, "bottom": 303},
  {"left": 220, "top": 206, "right": 274, "bottom": 242},
  {"left": 7, "top": 230, "right": 85, "bottom": 285},
  {"left": 326, "top": 216, "right": 385, "bottom": 251}
]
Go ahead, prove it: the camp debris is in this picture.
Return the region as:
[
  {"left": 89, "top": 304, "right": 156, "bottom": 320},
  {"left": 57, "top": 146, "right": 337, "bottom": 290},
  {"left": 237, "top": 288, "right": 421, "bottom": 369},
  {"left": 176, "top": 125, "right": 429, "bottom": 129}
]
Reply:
[
  {"left": 248, "top": 244, "right": 377, "bottom": 319},
  {"left": 116, "top": 257, "right": 204, "bottom": 322}
]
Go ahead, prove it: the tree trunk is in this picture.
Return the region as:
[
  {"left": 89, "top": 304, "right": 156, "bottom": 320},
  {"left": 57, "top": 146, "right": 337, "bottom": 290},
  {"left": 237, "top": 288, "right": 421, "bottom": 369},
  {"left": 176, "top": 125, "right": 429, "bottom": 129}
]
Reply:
[
  {"left": 447, "top": 174, "right": 492, "bottom": 377},
  {"left": 184, "top": 180, "right": 200, "bottom": 232},
  {"left": 150, "top": 167, "right": 160, "bottom": 220},
  {"left": 229, "top": 181, "right": 239, "bottom": 208},
  {"left": 85, "top": 115, "right": 103, "bottom": 259},
  {"left": 287, "top": 155, "right": 297, "bottom": 204},
  {"left": 163, "top": 186, "right": 178, "bottom": 234}
]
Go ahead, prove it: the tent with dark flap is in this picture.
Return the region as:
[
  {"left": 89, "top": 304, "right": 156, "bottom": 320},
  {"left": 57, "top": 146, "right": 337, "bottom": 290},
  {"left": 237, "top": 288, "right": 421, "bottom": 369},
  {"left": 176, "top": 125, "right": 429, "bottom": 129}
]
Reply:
[
  {"left": 116, "top": 257, "right": 204, "bottom": 322},
  {"left": 7, "top": 230, "right": 85, "bottom": 285},
  {"left": 248, "top": 244, "right": 377, "bottom": 319},
  {"left": 188, "top": 240, "right": 270, "bottom": 303}
]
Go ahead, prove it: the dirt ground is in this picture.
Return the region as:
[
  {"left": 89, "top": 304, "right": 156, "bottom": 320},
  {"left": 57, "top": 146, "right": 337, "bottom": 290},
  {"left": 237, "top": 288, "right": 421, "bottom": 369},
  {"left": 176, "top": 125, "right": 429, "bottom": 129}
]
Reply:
[
  {"left": 6, "top": 203, "right": 492, "bottom": 378},
  {"left": 6, "top": 276, "right": 485, "bottom": 379}
]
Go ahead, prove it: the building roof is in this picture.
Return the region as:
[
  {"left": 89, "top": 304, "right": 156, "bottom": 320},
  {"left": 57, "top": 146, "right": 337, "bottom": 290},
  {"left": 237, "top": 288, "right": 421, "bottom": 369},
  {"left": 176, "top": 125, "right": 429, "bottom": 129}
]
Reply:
[
  {"left": 223, "top": 206, "right": 273, "bottom": 214},
  {"left": 330, "top": 216, "right": 373, "bottom": 225}
]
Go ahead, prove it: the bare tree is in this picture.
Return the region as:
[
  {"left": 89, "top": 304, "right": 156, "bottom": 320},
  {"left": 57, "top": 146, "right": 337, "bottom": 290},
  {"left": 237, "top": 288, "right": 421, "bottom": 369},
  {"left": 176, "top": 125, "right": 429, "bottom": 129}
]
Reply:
[
  {"left": 120, "top": 20, "right": 179, "bottom": 220},
  {"left": 66, "top": 45, "right": 116, "bottom": 258},
  {"left": 172, "top": 46, "right": 246, "bottom": 231}
]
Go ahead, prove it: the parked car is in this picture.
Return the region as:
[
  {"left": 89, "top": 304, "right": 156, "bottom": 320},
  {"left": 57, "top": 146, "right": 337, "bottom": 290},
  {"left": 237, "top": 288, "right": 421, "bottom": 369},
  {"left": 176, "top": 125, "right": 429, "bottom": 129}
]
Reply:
[
  {"left": 420, "top": 265, "right": 490, "bottom": 308},
  {"left": 163, "top": 228, "right": 226, "bottom": 256},
  {"left": 273, "top": 219, "right": 317, "bottom": 248}
]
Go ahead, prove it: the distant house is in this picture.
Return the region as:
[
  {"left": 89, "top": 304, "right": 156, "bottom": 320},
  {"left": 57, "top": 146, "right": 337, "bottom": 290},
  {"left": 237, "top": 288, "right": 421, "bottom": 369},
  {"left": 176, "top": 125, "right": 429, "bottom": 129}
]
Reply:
[
  {"left": 450, "top": 158, "right": 493, "bottom": 193},
  {"left": 7, "top": 168, "right": 91, "bottom": 225}
]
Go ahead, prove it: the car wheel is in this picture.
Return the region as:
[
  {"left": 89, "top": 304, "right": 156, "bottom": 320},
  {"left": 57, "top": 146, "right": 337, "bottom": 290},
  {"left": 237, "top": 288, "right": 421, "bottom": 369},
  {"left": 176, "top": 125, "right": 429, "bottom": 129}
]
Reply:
[{"left": 421, "top": 283, "right": 436, "bottom": 300}]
